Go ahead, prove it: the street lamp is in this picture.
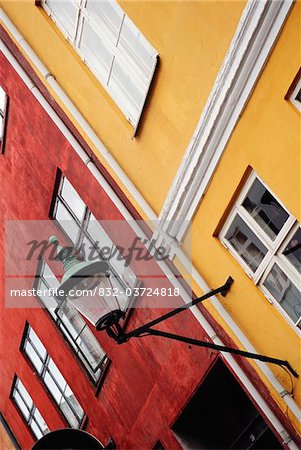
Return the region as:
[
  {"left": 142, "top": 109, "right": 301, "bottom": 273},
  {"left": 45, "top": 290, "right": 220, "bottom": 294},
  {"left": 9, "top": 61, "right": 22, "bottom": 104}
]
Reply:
[
  {"left": 50, "top": 237, "right": 299, "bottom": 378},
  {"left": 50, "top": 236, "right": 124, "bottom": 331}
]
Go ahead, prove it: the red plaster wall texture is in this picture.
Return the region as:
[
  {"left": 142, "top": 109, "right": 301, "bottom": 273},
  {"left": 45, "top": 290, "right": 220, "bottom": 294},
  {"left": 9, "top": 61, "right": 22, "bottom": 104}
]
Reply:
[
  {"left": 0, "top": 50, "right": 218, "bottom": 450},
  {"left": 1, "top": 44, "right": 299, "bottom": 450}
]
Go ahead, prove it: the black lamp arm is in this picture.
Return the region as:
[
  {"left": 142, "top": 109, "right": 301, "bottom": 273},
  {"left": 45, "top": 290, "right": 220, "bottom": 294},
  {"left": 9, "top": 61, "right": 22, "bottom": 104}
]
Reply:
[
  {"left": 141, "top": 328, "right": 299, "bottom": 378},
  {"left": 106, "top": 276, "right": 298, "bottom": 378},
  {"left": 122, "top": 276, "right": 234, "bottom": 341}
]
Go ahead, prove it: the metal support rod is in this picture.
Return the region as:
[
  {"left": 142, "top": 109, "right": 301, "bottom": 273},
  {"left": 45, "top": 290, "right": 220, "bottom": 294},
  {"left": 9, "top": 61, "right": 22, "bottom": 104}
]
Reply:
[
  {"left": 121, "top": 277, "right": 234, "bottom": 342},
  {"left": 141, "top": 328, "right": 299, "bottom": 378},
  {"left": 107, "top": 276, "right": 298, "bottom": 378}
]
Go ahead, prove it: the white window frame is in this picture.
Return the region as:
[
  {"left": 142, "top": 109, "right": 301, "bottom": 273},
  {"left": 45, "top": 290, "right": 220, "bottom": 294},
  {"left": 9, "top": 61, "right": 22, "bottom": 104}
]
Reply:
[
  {"left": 52, "top": 173, "right": 139, "bottom": 313},
  {"left": 0, "top": 85, "right": 8, "bottom": 153},
  {"left": 289, "top": 75, "right": 301, "bottom": 112},
  {"left": 40, "top": 0, "right": 158, "bottom": 131},
  {"left": 36, "top": 260, "right": 108, "bottom": 384},
  {"left": 11, "top": 377, "right": 50, "bottom": 440},
  {"left": 220, "top": 172, "right": 301, "bottom": 332},
  {"left": 22, "top": 324, "right": 85, "bottom": 428}
]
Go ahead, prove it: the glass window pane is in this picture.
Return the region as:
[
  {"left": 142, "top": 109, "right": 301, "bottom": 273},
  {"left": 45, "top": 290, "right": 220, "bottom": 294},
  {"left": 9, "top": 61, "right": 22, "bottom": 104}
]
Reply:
[
  {"left": 263, "top": 264, "right": 301, "bottom": 327},
  {"left": 24, "top": 341, "right": 44, "bottom": 374},
  {"left": 13, "top": 391, "right": 31, "bottom": 420},
  {"left": 0, "top": 116, "right": 3, "bottom": 138},
  {"left": 61, "top": 178, "right": 85, "bottom": 221},
  {"left": 86, "top": 214, "right": 105, "bottom": 244},
  {"left": 30, "top": 420, "right": 43, "bottom": 440},
  {"left": 85, "top": 0, "right": 123, "bottom": 44},
  {"left": 76, "top": 326, "right": 106, "bottom": 369},
  {"left": 55, "top": 201, "right": 80, "bottom": 243},
  {"left": 38, "top": 265, "right": 60, "bottom": 316},
  {"left": 43, "top": 263, "right": 60, "bottom": 288},
  {"left": 33, "top": 409, "right": 50, "bottom": 435},
  {"left": 242, "top": 178, "right": 289, "bottom": 240},
  {"left": 16, "top": 380, "right": 33, "bottom": 410},
  {"left": 45, "top": 0, "right": 78, "bottom": 38},
  {"left": 28, "top": 328, "right": 47, "bottom": 361},
  {"left": 37, "top": 282, "right": 58, "bottom": 316},
  {"left": 283, "top": 227, "right": 301, "bottom": 274},
  {"left": 0, "top": 86, "right": 6, "bottom": 110},
  {"left": 81, "top": 234, "right": 102, "bottom": 261},
  {"left": 60, "top": 399, "right": 79, "bottom": 428},
  {"left": 65, "top": 385, "right": 84, "bottom": 419},
  {"left": 87, "top": 216, "right": 137, "bottom": 288},
  {"left": 57, "top": 301, "right": 86, "bottom": 340},
  {"left": 225, "top": 215, "right": 268, "bottom": 272},
  {"left": 43, "top": 372, "right": 63, "bottom": 404},
  {"left": 47, "top": 359, "right": 67, "bottom": 391},
  {"left": 79, "top": 18, "right": 113, "bottom": 83}
]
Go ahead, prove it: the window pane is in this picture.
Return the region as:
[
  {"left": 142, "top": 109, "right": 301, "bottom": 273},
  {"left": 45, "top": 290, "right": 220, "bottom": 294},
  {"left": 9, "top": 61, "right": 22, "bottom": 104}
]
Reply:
[
  {"left": 225, "top": 215, "right": 268, "bottom": 272},
  {"left": 60, "top": 398, "right": 80, "bottom": 428},
  {"left": 38, "top": 266, "right": 60, "bottom": 316},
  {"left": 16, "top": 379, "right": 33, "bottom": 410},
  {"left": 28, "top": 328, "right": 47, "bottom": 361},
  {"left": 13, "top": 379, "right": 49, "bottom": 437},
  {"left": 30, "top": 419, "right": 43, "bottom": 440},
  {"left": 87, "top": 216, "right": 137, "bottom": 288},
  {"left": 65, "top": 385, "right": 84, "bottom": 419},
  {"left": 0, "top": 86, "right": 6, "bottom": 110},
  {"left": 55, "top": 201, "right": 80, "bottom": 243},
  {"left": 263, "top": 264, "right": 301, "bottom": 326},
  {"left": 57, "top": 301, "right": 86, "bottom": 340},
  {"left": 38, "top": 285, "right": 58, "bottom": 317},
  {"left": 24, "top": 341, "right": 44, "bottom": 374},
  {"left": 38, "top": 263, "right": 106, "bottom": 382},
  {"left": 45, "top": 0, "right": 78, "bottom": 38},
  {"left": 33, "top": 408, "right": 50, "bottom": 435},
  {"left": 81, "top": 234, "right": 102, "bottom": 261},
  {"left": 86, "top": 214, "right": 106, "bottom": 244},
  {"left": 61, "top": 178, "right": 86, "bottom": 221},
  {"left": 85, "top": 0, "right": 123, "bottom": 45},
  {"left": 47, "top": 359, "right": 67, "bottom": 391},
  {"left": 43, "top": 372, "right": 63, "bottom": 404},
  {"left": 13, "top": 392, "right": 31, "bottom": 420},
  {"left": 76, "top": 326, "right": 106, "bottom": 369},
  {"left": 79, "top": 18, "right": 114, "bottom": 83},
  {"left": 43, "top": 263, "right": 60, "bottom": 288},
  {"left": 283, "top": 227, "right": 301, "bottom": 274},
  {"left": 242, "top": 178, "right": 289, "bottom": 240}
]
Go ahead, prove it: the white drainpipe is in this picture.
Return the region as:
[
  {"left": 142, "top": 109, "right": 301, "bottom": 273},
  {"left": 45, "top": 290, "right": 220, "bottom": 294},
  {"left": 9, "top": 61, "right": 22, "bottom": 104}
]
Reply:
[{"left": 0, "top": 10, "right": 300, "bottom": 447}]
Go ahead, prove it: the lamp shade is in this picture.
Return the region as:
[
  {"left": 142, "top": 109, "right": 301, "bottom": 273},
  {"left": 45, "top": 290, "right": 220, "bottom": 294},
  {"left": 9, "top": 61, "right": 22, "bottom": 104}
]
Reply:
[
  {"left": 31, "top": 428, "right": 104, "bottom": 449},
  {"left": 50, "top": 237, "right": 124, "bottom": 331}
]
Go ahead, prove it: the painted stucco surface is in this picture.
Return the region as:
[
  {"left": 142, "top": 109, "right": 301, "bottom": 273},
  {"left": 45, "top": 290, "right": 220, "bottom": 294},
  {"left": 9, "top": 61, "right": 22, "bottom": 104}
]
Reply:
[
  {"left": 0, "top": 0, "right": 246, "bottom": 215},
  {"left": 0, "top": 51, "right": 222, "bottom": 450},
  {"left": 189, "top": 0, "right": 301, "bottom": 433},
  {"left": 0, "top": 0, "right": 300, "bottom": 445}
]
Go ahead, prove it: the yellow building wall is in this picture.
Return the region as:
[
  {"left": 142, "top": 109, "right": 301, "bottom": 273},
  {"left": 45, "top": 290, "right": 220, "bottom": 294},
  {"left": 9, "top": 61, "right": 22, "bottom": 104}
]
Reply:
[
  {"left": 1, "top": 0, "right": 300, "bottom": 434},
  {"left": 0, "top": 0, "right": 245, "bottom": 216},
  {"left": 189, "top": 0, "right": 301, "bottom": 431},
  {"left": 0, "top": 421, "right": 16, "bottom": 450}
]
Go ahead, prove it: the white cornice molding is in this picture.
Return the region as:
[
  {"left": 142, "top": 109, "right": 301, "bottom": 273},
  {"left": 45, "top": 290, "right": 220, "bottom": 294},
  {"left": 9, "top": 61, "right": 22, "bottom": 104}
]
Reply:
[{"left": 158, "top": 0, "right": 294, "bottom": 247}]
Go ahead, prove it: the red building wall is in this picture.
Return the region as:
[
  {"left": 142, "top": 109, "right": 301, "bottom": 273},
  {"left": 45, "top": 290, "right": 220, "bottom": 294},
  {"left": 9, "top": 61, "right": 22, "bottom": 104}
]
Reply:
[
  {"left": 0, "top": 45, "right": 220, "bottom": 450},
  {"left": 1, "top": 32, "right": 300, "bottom": 450}
]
